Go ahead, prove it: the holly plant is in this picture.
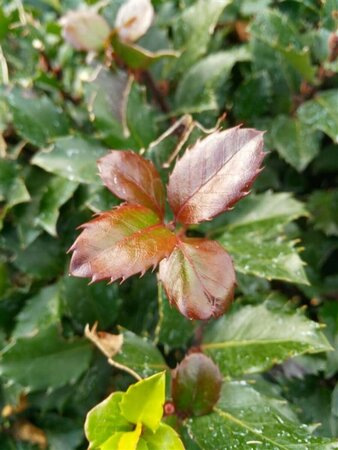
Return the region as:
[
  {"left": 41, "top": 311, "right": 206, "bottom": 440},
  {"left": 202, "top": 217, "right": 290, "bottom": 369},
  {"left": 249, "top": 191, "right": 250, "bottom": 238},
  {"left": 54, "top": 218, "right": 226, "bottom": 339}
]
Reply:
[{"left": 69, "top": 126, "right": 265, "bottom": 320}]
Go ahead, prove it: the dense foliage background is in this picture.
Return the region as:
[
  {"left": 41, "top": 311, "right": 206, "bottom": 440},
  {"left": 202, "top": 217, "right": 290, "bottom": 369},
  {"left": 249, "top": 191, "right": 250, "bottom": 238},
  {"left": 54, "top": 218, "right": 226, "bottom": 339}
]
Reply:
[{"left": 0, "top": 0, "right": 338, "bottom": 448}]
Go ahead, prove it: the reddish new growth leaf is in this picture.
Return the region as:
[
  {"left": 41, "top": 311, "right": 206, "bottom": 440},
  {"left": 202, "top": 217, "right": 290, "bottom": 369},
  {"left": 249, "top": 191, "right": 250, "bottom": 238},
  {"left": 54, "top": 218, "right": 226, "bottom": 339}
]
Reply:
[
  {"left": 69, "top": 126, "right": 265, "bottom": 321},
  {"left": 168, "top": 127, "right": 265, "bottom": 224},
  {"left": 98, "top": 151, "right": 165, "bottom": 217},
  {"left": 159, "top": 238, "right": 235, "bottom": 320},
  {"left": 69, "top": 204, "right": 176, "bottom": 283},
  {"left": 172, "top": 353, "right": 222, "bottom": 417}
]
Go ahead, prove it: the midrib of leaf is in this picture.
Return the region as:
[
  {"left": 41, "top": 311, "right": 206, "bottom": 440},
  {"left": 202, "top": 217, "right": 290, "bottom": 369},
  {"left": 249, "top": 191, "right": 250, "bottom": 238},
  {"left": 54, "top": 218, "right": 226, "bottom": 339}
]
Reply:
[
  {"left": 179, "top": 241, "right": 226, "bottom": 297},
  {"left": 202, "top": 337, "right": 330, "bottom": 351},
  {"left": 175, "top": 127, "right": 244, "bottom": 219},
  {"left": 213, "top": 408, "right": 290, "bottom": 450}
]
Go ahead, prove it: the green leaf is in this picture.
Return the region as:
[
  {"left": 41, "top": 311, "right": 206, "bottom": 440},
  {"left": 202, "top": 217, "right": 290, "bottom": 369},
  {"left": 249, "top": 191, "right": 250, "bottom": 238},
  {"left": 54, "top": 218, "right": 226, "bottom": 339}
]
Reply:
[
  {"left": 250, "top": 11, "right": 316, "bottom": 83},
  {"left": 218, "top": 227, "right": 308, "bottom": 284},
  {"left": 0, "top": 325, "right": 92, "bottom": 391},
  {"left": 114, "top": 329, "right": 167, "bottom": 378},
  {"left": 186, "top": 381, "right": 338, "bottom": 449},
  {"left": 215, "top": 195, "right": 309, "bottom": 284},
  {"left": 60, "top": 276, "right": 121, "bottom": 330},
  {"left": 202, "top": 302, "right": 331, "bottom": 377},
  {"left": 84, "top": 66, "right": 134, "bottom": 148},
  {"left": 111, "top": 35, "right": 178, "bottom": 70},
  {"left": 170, "top": 0, "right": 231, "bottom": 76},
  {"left": 8, "top": 89, "right": 69, "bottom": 146},
  {"left": 0, "top": 159, "right": 30, "bottom": 208},
  {"left": 35, "top": 176, "right": 78, "bottom": 236},
  {"left": 142, "top": 423, "right": 185, "bottom": 450},
  {"left": 174, "top": 47, "right": 250, "bottom": 114},
  {"left": 297, "top": 90, "right": 338, "bottom": 143},
  {"left": 211, "top": 191, "right": 307, "bottom": 234},
  {"left": 308, "top": 189, "right": 338, "bottom": 237},
  {"left": 85, "top": 392, "right": 133, "bottom": 449},
  {"left": 155, "top": 285, "right": 196, "bottom": 349},
  {"left": 13, "top": 234, "right": 64, "bottom": 280},
  {"left": 120, "top": 372, "right": 165, "bottom": 432},
  {"left": 32, "top": 136, "right": 108, "bottom": 185},
  {"left": 270, "top": 115, "right": 321, "bottom": 171},
  {"left": 12, "top": 284, "right": 60, "bottom": 339}
]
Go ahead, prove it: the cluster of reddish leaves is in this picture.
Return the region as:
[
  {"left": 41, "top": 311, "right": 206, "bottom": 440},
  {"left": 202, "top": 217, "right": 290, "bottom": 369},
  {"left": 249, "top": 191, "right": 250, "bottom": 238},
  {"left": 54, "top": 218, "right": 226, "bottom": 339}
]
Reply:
[{"left": 69, "top": 126, "right": 265, "bottom": 320}]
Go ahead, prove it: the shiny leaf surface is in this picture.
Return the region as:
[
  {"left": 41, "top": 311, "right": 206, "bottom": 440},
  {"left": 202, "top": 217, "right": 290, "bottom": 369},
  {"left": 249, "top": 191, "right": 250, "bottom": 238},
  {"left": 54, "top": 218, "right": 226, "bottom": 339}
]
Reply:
[
  {"left": 186, "top": 381, "right": 338, "bottom": 449},
  {"left": 159, "top": 238, "right": 236, "bottom": 320},
  {"left": 172, "top": 353, "right": 222, "bottom": 416},
  {"left": 98, "top": 151, "right": 165, "bottom": 217},
  {"left": 202, "top": 302, "right": 331, "bottom": 377},
  {"left": 69, "top": 204, "right": 176, "bottom": 283},
  {"left": 120, "top": 372, "right": 165, "bottom": 432},
  {"left": 168, "top": 127, "right": 265, "bottom": 224}
]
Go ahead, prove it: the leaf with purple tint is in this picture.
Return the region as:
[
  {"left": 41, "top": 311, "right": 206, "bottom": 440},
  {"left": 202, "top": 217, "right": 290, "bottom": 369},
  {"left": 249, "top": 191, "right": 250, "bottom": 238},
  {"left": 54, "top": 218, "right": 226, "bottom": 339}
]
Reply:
[
  {"left": 167, "top": 126, "right": 265, "bottom": 225},
  {"left": 98, "top": 151, "right": 166, "bottom": 217},
  {"left": 159, "top": 238, "right": 235, "bottom": 320},
  {"left": 69, "top": 204, "right": 176, "bottom": 283},
  {"left": 172, "top": 353, "right": 223, "bottom": 417}
]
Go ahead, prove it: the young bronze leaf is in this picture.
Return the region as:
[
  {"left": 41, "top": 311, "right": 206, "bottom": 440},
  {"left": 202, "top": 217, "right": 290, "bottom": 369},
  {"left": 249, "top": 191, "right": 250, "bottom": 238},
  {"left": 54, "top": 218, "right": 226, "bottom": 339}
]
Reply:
[
  {"left": 69, "top": 204, "right": 176, "bottom": 283},
  {"left": 172, "top": 353, "right": 222, "bottom": 417},
  {"left": 98, "top": 151, "right": 166, "bottom": 217},
  {"left": 167, "top": 127, "right": 265, "bottom": 224},
  {"left": 159, "top": 238, "right": 235, "bottom": 320}
]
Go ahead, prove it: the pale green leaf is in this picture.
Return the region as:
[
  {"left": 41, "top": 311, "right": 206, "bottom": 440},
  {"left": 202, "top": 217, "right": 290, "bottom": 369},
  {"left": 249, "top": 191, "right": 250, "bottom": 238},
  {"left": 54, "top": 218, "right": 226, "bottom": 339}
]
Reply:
[
  {"left": 120, "top": 372, "right": 165, "bottom": 432},
  {"left": 202, "top": 302, "right": 331, "bottom": 377},
  {"left": 85, "top": 392, "right": 132, "bottom": 449},
  {"left": 297, "top": 90, "right": 338, "bottom": 143},
  {"left": 270, "top": 115, "right": 321, "bottom": 171},
  {"left": 32, "top": 136, "right": 108, "bottom": 184},
  {"left": 186, "top": 381, "right": 338, "bottom": 449},
  {"left": 143, "top": 423, "right": 185, "bottom": 450}
]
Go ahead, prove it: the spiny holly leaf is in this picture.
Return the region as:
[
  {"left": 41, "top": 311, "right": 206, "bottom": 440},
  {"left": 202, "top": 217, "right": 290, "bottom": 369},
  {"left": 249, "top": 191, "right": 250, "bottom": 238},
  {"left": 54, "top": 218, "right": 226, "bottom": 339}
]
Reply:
[
  {"left": 186, "top": 381, "right": 338, "bottom": 449},
  {"left": 98, "top": 151, "right": 166, "bottom": 217},
  {"left": 69, "top": 204, "right": 176, "bottom": 283},
  {"left": 115, "top": 0, "right": 154, "bottom": 43},
  {"left": 172, "top": 353, "right": 222, "bottom": 417},
  {"left": 159, "top": 238, "right": 236, "bottom": 320},
  {"left": 202, "top": 302, "right": 331, "bottom": 378},
  {"left": 167, "top": 127, "right": 265, "bottom": 225}
]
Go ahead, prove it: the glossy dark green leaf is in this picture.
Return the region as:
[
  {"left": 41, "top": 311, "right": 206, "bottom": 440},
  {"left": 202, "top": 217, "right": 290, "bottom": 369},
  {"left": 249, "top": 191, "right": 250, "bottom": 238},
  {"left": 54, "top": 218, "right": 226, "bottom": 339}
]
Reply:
[
  {"left": 170, "top": 0, "right": 231, "bottom": 76},
  {"left": 32, "top": 136, "right": 108, "bottom": 185},
  {"left": 202, "top": 302, "right": 331, "bottom": 377},
  {"left": 270, "top": 115, "right": 321, "bottom": 171},
  {"left": 186, "top": 381, "right": 338, "bottom": 449},
  {"left": 114, "top": 329, "right": 167, "bottom": 378},
  {"left": 0, "top": 159, "right": 30, "bottom": 208},
  {"left": 174, "top": 47, "right": 250, "bottom": 114},
  {"left": 8, "top": 89, "right": 69, "bottom": 146},
  {"left": 308, "top": 190, "right": 338, "bottom": 237},
  {"left": 297, "top": 90, "right": 338, "bottom": 143},
  {"left": 0, "top": 326, "right": 92, "bottom": 391},
  {"left": 250, "top": 11, "right": 316, "bottom": 83}
]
